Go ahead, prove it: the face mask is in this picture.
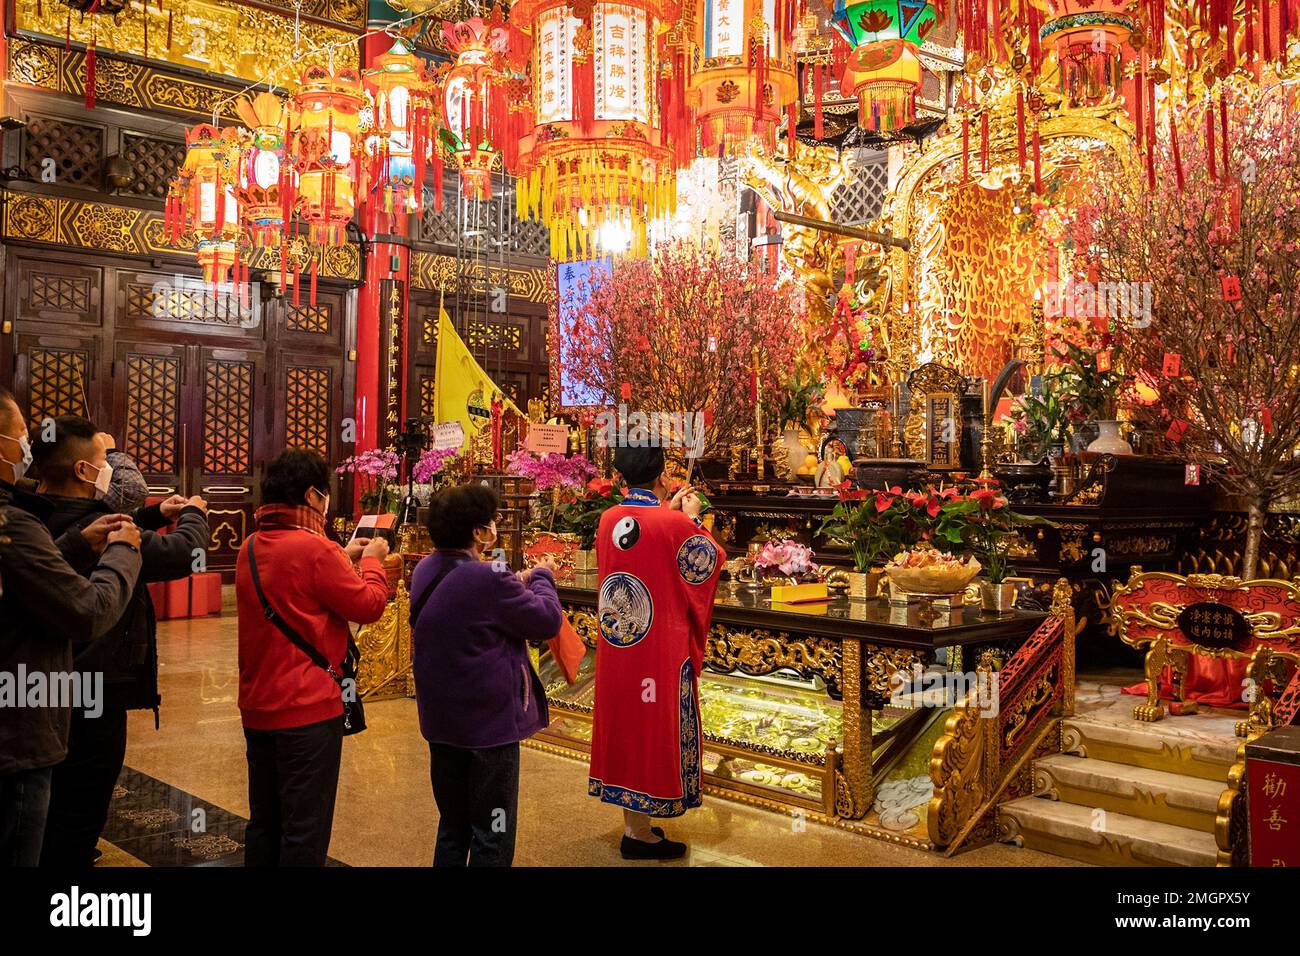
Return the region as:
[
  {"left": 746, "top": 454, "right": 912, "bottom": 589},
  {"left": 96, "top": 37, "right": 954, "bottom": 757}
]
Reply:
[
  {"left": 310, "top": 487, "right": 330, "bottom": 517},
  {"left": 77, "top": 460, "right": 113, "bottom": 499},
  {"left": 1, "top": 433, "right": 33, "bottom": 483}
]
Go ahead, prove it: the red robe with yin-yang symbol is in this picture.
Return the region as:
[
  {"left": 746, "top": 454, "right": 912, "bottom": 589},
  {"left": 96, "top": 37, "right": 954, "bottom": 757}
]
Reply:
[{"left": 587, "top": 487, "right": 723, "bottom": 817}]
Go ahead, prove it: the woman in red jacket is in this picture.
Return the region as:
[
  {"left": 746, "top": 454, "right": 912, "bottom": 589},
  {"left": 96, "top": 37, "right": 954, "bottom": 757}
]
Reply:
[{"left": 234, "top": 450, "right": 390, "bottom": 866}]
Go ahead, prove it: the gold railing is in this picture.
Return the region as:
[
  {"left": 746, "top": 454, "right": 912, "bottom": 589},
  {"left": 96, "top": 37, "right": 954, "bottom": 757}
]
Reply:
[{"left": 927, "top": 577, "right": 1075, "bottom": 853}]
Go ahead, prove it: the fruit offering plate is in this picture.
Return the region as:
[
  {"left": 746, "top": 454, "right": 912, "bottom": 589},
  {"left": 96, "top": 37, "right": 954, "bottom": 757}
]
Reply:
[{"left": 883, "top": 549, "right": 981, "bottom": 597}]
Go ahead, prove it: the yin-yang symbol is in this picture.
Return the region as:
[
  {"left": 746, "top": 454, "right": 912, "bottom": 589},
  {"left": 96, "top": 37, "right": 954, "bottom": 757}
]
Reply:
[{"left": 612, "top": 516, "right": 640, "bottom": 550}]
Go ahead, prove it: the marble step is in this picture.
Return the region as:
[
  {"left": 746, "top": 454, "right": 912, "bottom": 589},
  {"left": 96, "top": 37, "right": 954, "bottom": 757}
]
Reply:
[
  {"left": 1033, "top": 754, "right": 1224, "bottom": 833},
  {"left": 999, "top": 797, "right": 1219, "bottom": 867},
  {"left": 1062, "top": 701, "right": 1240, "bottom": 781}
]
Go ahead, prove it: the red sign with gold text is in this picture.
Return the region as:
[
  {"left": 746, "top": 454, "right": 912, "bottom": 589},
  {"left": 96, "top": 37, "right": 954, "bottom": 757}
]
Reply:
[{"left": 1248, "top": 758, "right": 1300, "bottom": 867}]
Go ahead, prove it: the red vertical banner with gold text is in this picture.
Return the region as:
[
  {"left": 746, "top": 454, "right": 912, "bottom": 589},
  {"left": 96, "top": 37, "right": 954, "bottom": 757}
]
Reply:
[
  {"left": 1246, "top": 727, "right": 1300, "bottom": 867},
  {"left": 378, "top": 278, "right": 407, "bottom": 449}
]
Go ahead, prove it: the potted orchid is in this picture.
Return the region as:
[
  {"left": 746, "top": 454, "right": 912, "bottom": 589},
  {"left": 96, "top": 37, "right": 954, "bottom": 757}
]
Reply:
[
  {"left": 507, "top": 448, "right": 598, "bottom": 574},
  {"left": 753, "top": 538, "right": 819, "bottom": 587},
  {"left": 336, "top": 448, "right": 402, "bottom": 515}
]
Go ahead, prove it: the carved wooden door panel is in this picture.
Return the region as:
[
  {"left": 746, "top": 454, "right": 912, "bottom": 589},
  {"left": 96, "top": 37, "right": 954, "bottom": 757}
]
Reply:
[
  {"left": 111, "top": 340, "right": 187, "bottom": 497},
  {"left": 194, "top": 346, "right": 264, "bottom": 575},
  {"left": 11, "top": 332, "right": 98, "bottom": 427}
]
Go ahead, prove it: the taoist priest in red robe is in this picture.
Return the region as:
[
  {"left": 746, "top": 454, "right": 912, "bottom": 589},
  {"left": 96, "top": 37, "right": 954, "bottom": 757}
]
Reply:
[{"left": 588, "top": 444, "right": 722, "bottom": 860}]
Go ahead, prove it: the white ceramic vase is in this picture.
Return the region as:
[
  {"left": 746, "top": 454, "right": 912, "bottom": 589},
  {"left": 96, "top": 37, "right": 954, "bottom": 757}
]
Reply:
[{"left": 1086, "top": 420, "right": 1133, "bottom": 455}]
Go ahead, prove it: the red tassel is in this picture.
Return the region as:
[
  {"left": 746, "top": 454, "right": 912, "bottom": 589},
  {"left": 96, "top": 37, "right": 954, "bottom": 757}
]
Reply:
[
  {"left": 292, "top": 256, "right": 300, "bottom": 307},
  {"left": 1207, "top": 106, "right": 1217, "bottom": 180},
  {"left": 1032, "top": 128, "right": 1042, "bottom": 193},
  {"left": 1146, "top": 77, "right": 1156, "bottom": 190},
  {"left": 65, "top": 12, "right": 71, "bottom": 51},
  {"left": 1219, "top": 95, "right": 1229, "bottom": 175},
  {"left": 962, "top": 115, "right": 970, "bottom": 181},
  {"left": 310, "top": 257, "right": 318, "bottom": 306},
  {"left": 143, "top": 6, "right": 149, "bottom": 60},
  {"left": 167, "top": 10, "right": 173, "bottom": 50},
  {"left": 980, "top": 111, "right": 990, "bottom": 172},
  {"left": 279, "top": 246, "right": 287, "bottom": 294},
  {"left": 1263, "top": 0, "right": 1274, "bottom": 61},
  {"left": 1134, "top": 55, "right": 1145, "bottom": 150},
  {"left": 813, "top": 63, "right": 824, "bottom": 140},
  {"left": 1171, "top": 114, "right": 1185, "bottom": 191},
  {"left": 1016, "top": 91, "right": 1026, "bottom": 170},
  {"left": 786, "top": 103, "right": 797, "bottom": 156},
  {"left": 84, "top": 40, "right": 97, "bottom": 110}
]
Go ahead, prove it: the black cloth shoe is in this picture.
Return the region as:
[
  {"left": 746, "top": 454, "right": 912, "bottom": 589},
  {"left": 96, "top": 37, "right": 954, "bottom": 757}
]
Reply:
[{"left": 620, "top": 834, "right": 688, "bottom": 860}]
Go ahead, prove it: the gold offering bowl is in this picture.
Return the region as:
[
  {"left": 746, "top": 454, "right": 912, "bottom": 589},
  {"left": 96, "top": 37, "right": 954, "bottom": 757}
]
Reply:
[{"left": 884, "top": 559, "right": 982, "bottom": 597}]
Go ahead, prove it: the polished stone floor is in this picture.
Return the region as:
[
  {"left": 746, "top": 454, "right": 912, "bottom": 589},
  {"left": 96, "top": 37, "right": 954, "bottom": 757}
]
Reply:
[{"left": 105, "top": 594, "right": 1080, "bottom": 867}]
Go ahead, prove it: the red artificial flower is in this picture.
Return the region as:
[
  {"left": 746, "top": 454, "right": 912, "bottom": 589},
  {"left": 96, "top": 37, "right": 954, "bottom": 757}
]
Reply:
[{"left": 971, "top": 488, "right": 1007, "bottom": 510}]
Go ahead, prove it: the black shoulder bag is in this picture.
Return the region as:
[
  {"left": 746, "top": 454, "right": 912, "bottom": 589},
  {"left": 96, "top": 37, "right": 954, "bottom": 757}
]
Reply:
[
  {"left": 247, "top": 534, "right": 366, "bottom": 736},
  {"left": 408, "top": 556, "right": 468, "bottom": 629}
]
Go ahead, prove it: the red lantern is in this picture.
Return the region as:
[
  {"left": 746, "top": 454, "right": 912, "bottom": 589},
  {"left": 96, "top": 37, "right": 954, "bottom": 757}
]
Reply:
[
  {"left": 361, "top": 38, "right": 437, "bottom": 221},
  {"left": 292, "top": 66, "right": 364, "bottom": 247}
]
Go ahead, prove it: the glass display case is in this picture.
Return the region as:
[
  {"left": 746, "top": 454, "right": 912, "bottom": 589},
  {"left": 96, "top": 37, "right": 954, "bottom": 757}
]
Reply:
[{"left": 531, "top": 572, "right": 1049, "bottom": 834}]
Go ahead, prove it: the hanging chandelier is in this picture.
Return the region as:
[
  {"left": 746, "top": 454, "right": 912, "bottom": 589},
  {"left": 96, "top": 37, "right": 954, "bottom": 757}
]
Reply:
[
  {"left": 830, "top": 0, "right": 933, "bottom": 132},
  {"left": 689, "top": 0, "right": 800, "bottom": 155},
  {"left": 512, "top": 0, "right": 683, "bottom": 260}
]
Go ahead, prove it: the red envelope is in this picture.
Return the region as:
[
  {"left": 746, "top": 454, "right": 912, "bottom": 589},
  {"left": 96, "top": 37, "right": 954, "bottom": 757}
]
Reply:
[{"left": 547, "top": 616, "right": 586, "bottom": 685}]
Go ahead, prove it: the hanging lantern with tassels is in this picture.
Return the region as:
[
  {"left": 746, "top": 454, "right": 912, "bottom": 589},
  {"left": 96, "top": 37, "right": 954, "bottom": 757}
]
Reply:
[
  {"left": 291, "top": 65, "right": 364, "bottom": 248},
  {"left": 689, "top": 0, "right": 800, "bottom": 156},
  {"left": 165, "top": 123, "right": 245, "bottom": 288},
  {"left": 830, "top": 0, "right": 934, "bottom": 132},
  {"left": 513, "top": 0, "right": 681, "bottom": 261},
  {"left": 436, "top": 9, "right": 518, "bottom": 202},
  {"left": 361, "top": 38, "right": 438, "bottom": 226},
  {"left": 1038, "top": 0, "right": 1137, "bottom": 107},
  {"left": 234, "top": 92, "right": 293, "bottom": 251}
]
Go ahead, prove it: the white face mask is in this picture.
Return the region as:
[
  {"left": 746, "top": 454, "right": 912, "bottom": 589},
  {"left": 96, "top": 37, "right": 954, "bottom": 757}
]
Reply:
[
  {"left": 79, "top": 460, "right": 113, "bottom": 499},
  {"left": 310, "top": 487, "right": 330, "bottom": 517},
  {"left": 1, "top": 432, "right": 33, "bottom": 483}
]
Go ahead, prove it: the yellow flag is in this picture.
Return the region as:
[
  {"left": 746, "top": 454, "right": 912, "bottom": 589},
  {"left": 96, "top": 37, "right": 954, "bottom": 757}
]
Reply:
[{"left": 433, "top": 296, "right": 524, "bottom": 449}]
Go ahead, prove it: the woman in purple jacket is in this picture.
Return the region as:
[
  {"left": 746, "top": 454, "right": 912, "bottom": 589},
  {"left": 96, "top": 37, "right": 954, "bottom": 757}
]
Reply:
[{"left": 411, "top": 483, "right": 562, "bottom": 867}]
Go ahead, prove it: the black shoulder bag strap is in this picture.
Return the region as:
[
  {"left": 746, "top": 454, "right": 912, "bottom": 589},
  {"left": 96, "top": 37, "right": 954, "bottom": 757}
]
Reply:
[
  {"left": 409, "top": 557, "right": 469, "bottom": 628},
  {"left": 247, "top": 534, "right": 341, "bottom": 682}
]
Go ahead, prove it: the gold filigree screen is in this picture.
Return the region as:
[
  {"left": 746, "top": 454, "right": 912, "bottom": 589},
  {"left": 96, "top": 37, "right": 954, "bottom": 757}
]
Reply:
[
  {"left": 910, "top": 175, "right": 1043, "bottom": 379},
  {"left": 886, "top": 107, "right": 1135, "bottom": 379}
]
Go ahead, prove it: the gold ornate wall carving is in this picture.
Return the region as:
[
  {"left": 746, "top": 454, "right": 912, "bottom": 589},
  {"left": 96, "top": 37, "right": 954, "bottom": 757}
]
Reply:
[
  {"left": 882, "top": 104, "right": 1137, "bottom": 378},
  {"left": 13, "top": 0, "right": 360, "bottom": 92},
  {"left": 741, "top": 145, "right": 852, "bottom": 334},
  {"left": 2, "top": 190, "right": 360, "bottom": 280},
  {"left": 410, "top": 250, "right": 549, "bottom": 304},
  {"left": 9, "top": 37, "right": 241, "bottom": 121}
]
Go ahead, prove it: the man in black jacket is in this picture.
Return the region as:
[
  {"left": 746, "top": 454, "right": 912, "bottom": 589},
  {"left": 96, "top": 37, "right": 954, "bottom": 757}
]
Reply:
[
  {"left": 30, "top": 415, "right": 210, "bottom": 867},
  {"left": 0, "top": 389, "right": 143, "bottom": 866}
]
